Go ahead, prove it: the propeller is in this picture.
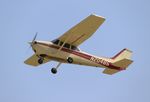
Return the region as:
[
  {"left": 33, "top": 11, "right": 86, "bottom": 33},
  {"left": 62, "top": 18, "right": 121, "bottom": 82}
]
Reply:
[
  {"left": 25, "top": 32, "right": 38, "bottom": 54},
  {"left": 32, "top": 32, "right": 38, "bottom": 43},
  {"left": 27, "top": 32, "right": 38, "bottom": 51},
  {"left": 29, "top": 32, "right": 38, "bottom": 47}
]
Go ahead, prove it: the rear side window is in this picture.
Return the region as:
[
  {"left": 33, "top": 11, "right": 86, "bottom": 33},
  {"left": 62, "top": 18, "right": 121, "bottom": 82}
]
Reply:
[
  {"left": 71, "top": 45, "right": 76, "bottom": 50},
  {"left": 71, "top": 45, "right": 80, "bottom": 51}
]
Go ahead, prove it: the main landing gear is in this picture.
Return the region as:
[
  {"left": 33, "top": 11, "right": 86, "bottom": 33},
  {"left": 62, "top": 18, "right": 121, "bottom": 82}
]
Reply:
[
  {"left": 51, "top": 57, "right": 73, "bottom": 74},
  {"left": 67, "top": 57, "right": 73, "bottom": 63},
  {"left": 38, "top": 57, "right": 44, "bottom": 64},
  {"left": 37, "top": 56, "right": 61, "bottom": 74},
  {"left": 37, "top": 54, "right": 47, "bottom": 64},
  {"left": 51, "top": 62, "right": 61, "bottom": 74},
  {"left": 37, "top": 56, "right": 73, "bottom": 74}
]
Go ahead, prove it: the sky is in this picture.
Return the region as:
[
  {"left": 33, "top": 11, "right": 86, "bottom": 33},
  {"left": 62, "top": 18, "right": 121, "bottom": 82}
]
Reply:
[{"left": 0, "top": 0, "right": 150, "bottom": 102}]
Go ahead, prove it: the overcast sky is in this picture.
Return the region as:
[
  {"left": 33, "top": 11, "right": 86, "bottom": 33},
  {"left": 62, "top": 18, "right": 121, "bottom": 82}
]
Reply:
[{"left": 0, "top": 0, "right": 150, "bottom": 102}]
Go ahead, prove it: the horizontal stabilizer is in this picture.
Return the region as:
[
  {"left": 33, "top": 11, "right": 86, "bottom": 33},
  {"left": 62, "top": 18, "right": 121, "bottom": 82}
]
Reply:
[
  {"left": 103, "top": 58, "right": 133, "bottom": 75},
  {"left": 103, "top": 68, "right": 120, "bottom": 75},
  {"left": 113, "top": 58, "right": 133, "bottom": 69}
]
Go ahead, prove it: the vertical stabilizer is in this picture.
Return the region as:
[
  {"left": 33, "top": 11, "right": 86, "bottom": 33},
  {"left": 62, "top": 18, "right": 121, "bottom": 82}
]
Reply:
[{"left": 112, "top": 48, "right": 132, "bottom": 62}]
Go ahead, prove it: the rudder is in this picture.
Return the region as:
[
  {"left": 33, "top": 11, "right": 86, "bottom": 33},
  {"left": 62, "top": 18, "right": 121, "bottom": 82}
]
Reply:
[{"left": 112, "top": 48, "right": 132, "bottom": 62}]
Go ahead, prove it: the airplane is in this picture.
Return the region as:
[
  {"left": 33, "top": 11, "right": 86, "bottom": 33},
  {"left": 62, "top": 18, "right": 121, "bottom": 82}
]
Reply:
[{"left": 24, "top": 14, "right": 133, "bottom": 75}]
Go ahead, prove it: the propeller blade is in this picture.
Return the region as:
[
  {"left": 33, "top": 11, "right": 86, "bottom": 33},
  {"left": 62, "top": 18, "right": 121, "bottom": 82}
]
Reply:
[
  {"left": 25, "top": 32, "right": 38, "bottom": 54},
  {"left": 32, "top": 32, "right": 38, "bottom": 43}
]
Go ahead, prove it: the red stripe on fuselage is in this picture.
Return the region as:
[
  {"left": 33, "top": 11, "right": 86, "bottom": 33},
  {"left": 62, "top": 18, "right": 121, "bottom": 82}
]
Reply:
[{"left": 37, "top": 42, "right": 124, "bottom": 71}]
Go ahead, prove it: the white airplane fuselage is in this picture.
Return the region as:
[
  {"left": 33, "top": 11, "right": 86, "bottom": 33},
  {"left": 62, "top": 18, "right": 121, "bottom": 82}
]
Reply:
[{"left": 32, "top": 40, "right": 123, "bottom": 71}]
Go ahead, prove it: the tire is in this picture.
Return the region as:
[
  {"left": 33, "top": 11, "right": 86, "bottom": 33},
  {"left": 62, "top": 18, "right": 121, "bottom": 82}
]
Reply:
[
  {"left": 51, "top": 68, "right": 57, "bottom": 74},
  {"left": 67, "top": 57, "right": 73, "bottom": 63},
  {"left": 38, "top": 58, "right": 43, "bottom": 64}
]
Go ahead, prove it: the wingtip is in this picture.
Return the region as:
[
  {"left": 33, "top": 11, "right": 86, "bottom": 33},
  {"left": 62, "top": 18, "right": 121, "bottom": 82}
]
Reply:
[{"left": 90, "top": 14, "right": 106, "bottom": 20}]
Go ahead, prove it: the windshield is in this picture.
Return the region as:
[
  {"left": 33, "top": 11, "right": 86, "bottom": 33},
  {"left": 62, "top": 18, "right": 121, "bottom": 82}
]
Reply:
[{"left": 52, "top": 39, "right": 59, "bottom": 45}]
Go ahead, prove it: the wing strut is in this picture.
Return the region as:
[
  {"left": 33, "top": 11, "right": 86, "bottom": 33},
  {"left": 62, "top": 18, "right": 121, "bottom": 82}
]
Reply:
[{"left": 55, "top": 34, "right": 72, "bottom": 54}]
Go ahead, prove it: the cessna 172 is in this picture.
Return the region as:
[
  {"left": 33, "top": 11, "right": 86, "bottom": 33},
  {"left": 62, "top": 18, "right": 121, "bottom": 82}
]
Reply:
[{"left": 24, "top": 14, "right": 133, "bottom": 75}]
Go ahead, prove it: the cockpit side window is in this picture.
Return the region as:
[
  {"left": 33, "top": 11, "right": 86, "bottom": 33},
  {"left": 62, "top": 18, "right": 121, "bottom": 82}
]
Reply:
[
  {"left": 59, "top": 41, "right": 70, "bottom": 49},
  {"left": 60, "top": 41, "right": 63, "bottom": 46},
  {"left": 52, "top": 39, "right": 59, "bottom": 45},
  {"left": 63, "top": 43, "right": 70, "bottom": 49},
  {"left": 52, "top": 39, "right": 80, "bottom": 51}
]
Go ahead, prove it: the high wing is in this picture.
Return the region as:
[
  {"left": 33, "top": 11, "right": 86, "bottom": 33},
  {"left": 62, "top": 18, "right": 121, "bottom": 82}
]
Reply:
[
  {"left": 57, "top": 14, "right": 105, "bottom": 46},
  {"left": 24, "top": 54, "right": 51, "bottom": 66}
]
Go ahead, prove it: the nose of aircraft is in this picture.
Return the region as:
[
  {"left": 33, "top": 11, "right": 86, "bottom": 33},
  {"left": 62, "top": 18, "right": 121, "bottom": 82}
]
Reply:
[{"left": 28, "top": 41, "right": 37, "bottom": 45}]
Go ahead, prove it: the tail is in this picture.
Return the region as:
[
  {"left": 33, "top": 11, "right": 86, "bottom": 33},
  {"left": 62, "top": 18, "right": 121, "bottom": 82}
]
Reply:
[
  {"left": 103, "top": 48, "right": 133, "bottom": 75},
  {"left": 111, "top": 48, "right": 133, "bottom": 69}
]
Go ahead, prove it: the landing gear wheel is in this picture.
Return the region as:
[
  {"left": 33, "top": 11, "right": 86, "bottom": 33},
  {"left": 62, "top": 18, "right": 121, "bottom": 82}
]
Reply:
[
  {"left": 51, "top": 68, "right": 57, "bottom": 74},
  {"left": 38, "top": 58, "right": 44, "bottom": 64},
  {"left": 67, "top": 57, "right": 73, "bottom": 63}
]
